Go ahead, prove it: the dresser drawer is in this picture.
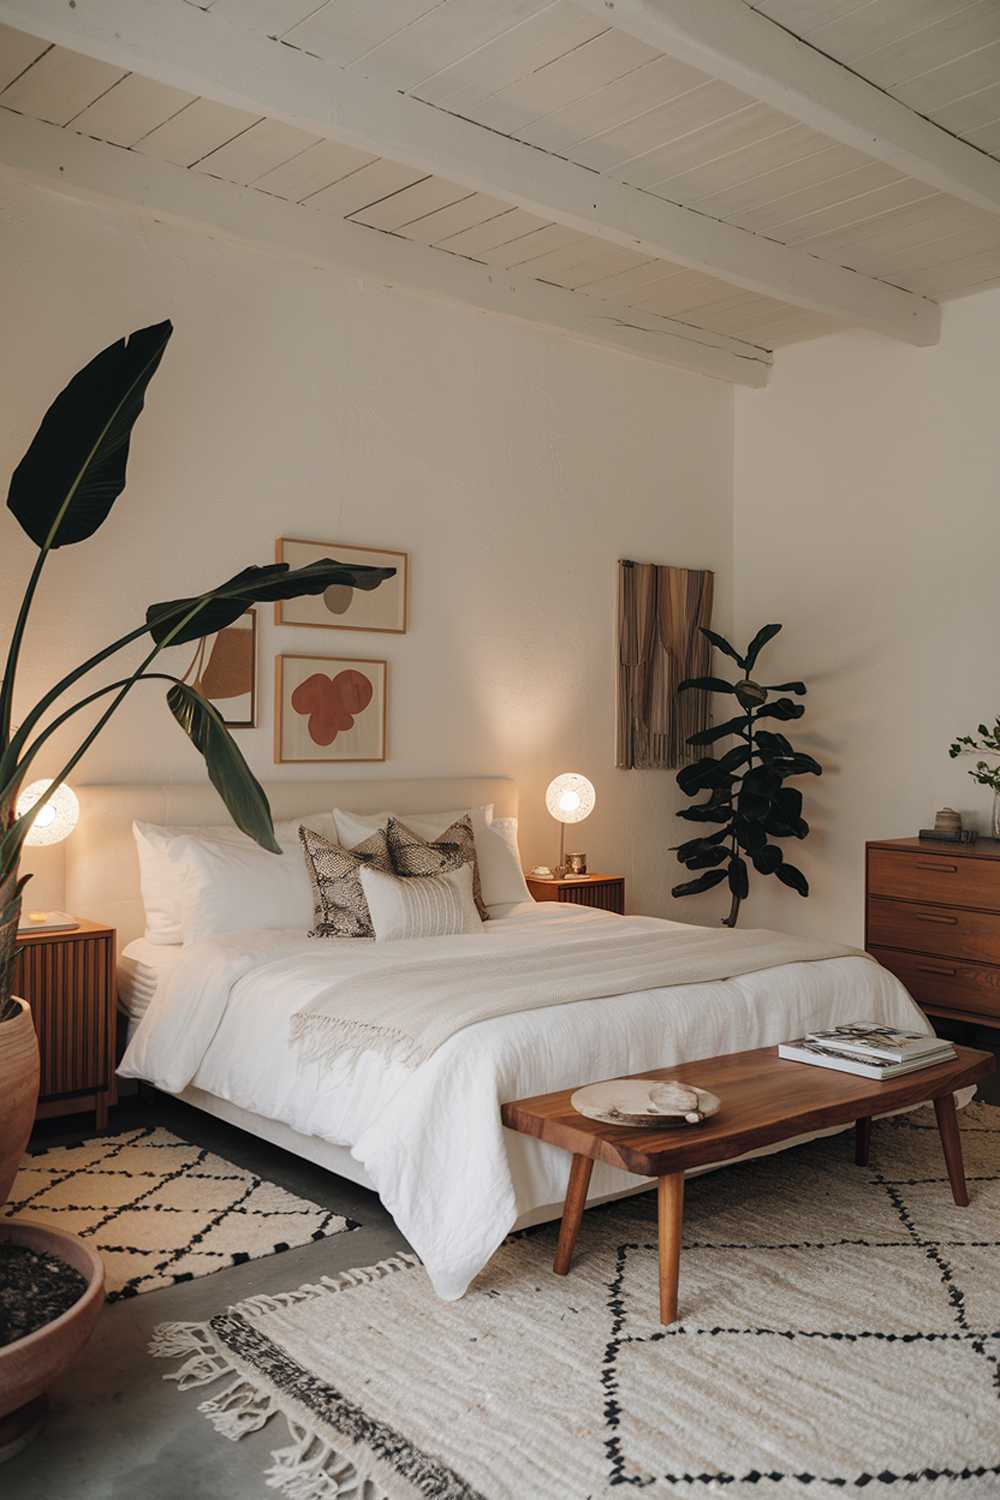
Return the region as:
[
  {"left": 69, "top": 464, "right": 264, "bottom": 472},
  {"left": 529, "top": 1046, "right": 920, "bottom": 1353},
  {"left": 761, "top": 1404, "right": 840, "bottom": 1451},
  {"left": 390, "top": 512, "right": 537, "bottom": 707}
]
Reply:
[
  {"left": 866, "top": 896, "right": 1000, "bottom": 964},
  {"left": 871, "top": 946, "right": 1000, "bottom": 1021},
  {"left": 867, "top": 847, "right": 1000, "bottom": 912}
]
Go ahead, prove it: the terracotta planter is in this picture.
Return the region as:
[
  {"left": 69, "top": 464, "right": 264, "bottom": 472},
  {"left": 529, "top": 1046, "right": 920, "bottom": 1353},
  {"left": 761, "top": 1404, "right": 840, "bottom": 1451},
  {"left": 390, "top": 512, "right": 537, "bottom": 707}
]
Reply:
[
  {"left": 0, "top": 1221, "right": 104, "bottom": 1462},
  {"left": 0, "top": 999, "right": 39, "bottom": 1211}
]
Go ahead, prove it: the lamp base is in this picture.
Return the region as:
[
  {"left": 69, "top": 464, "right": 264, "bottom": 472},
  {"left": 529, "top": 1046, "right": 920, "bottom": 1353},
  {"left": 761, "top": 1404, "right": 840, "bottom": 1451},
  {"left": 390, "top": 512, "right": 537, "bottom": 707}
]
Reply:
[{"left": 17, "top": 912, "right": 80, "bottom": 935}]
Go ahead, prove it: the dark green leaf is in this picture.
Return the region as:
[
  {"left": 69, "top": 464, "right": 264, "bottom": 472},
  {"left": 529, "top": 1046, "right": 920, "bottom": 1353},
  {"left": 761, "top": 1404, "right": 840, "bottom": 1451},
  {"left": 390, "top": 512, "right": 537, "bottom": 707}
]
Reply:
[
  {"left": 167, "top": 683, "right": 280, "bottom": 852},
  {"left": 775, "top": 862, "right": 809, "bottom": 896},
  {"left": 755, "top": 698, "right": 805, "bottom": 722},
  {"left": 676, "top": 804, "right": 734, "bottom": 824},
  {"left": 677, "top": 676, "right": 736, "bottom": 695},
  {"left": 676, "top": 757, "right": 736, "bottom": 796},
  {"left": 734, "top": 816, "right": 767, "bottom": 853},
  {"left": 734, "top": 680, "right": 768, "bottom": 710},
  {"left": 743, "top": 623, "right": 782, "bottom": 670},
  {"left": 681, "top": 845, "right": 731, "bottom": 869},
  {"left": 769, "top": 752, "right": 822, "bottom": 777},
  {"left": 672, "top": 868, "right": 728, "bottom": 898},
  {"left": 763, "top": 681, "right": 806, "bottom": 695},
  {"left": 686, "top": 715, "right": 748, "bottom": 746},
  {"left": 8, "top": 321, "right": 172, "bottom": 549},
  {"left": 742, "top": 765, "right": 783, "bottom": 796},
  {"left": 148, "top": 558, "right": 396, "bottom": 646},
  {"left": 728, "top": 856, "right": 749, "bottom": 899},
  {"left": 751, "top": 844, "right": 783, "bottom": 874},
  {"left": 699, "top": 627, "right": 745, "bottom": 668},
  {"left": 673, "top": 830, "right": 730, "bottom": 859},
  {"left": 754, "top": 730, "right": 794, "bottom": 759},
  {"left": 716, "top": 745, "right": 751, "bottom": 773}
]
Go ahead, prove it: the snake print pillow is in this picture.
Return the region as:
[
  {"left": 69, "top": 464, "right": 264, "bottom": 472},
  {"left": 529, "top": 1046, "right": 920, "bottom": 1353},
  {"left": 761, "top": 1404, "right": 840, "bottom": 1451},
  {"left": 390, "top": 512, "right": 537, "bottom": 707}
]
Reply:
[
  {"left": 299, "top": 825, "right": 392, "bottom": 939},
  {"left": 386, "top": 815, "right": 488, "bottom": 921}
]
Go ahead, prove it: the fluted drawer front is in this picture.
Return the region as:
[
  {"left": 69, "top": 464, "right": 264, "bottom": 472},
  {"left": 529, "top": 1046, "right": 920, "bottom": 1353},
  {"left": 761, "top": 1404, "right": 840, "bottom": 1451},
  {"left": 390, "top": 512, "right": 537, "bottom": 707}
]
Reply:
[
  {"left": 868, "top": 848, "right": 1000, "bottom": 912},
  {"left": 14, "top": 934, "right": 112, "bottom": 1098},
  {"left": 871, "top": 946, "right": 1000, "bottom": 1020},
  {"left": 867, "top": 896, "right": 1000, "bottom": 965}
]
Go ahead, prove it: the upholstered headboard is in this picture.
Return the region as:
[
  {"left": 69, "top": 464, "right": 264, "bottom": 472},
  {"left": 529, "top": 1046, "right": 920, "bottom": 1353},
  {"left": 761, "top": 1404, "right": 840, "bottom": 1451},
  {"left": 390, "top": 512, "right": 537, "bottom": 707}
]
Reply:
[{"left": 65, "top": 777, "right": 517, "bottom": 952}]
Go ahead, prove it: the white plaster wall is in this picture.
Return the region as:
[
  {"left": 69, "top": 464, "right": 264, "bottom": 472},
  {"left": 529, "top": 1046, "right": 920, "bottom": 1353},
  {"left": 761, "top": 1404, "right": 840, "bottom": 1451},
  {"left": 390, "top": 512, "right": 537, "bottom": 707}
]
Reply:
[
  {"left": 734, "top": 292, "right": 1000, "bottom": 944},
  {"left": 0, "top": 179, "right": 733, "bottom": 919}
]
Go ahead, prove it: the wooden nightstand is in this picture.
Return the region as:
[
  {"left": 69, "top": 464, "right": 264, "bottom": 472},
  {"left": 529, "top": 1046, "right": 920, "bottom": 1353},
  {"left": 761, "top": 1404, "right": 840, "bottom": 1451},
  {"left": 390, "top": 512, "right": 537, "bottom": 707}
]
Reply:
[
  {"left": 525, "top": 874, "right": 625, "bottom": 915},
  {"left": 13, "top": 918, "right": 117, "bottom": 1129}
]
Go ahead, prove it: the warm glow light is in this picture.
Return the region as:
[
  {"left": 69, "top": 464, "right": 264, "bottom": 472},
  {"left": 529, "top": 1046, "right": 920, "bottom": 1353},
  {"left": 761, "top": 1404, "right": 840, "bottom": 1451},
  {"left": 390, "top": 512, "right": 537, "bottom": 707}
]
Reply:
[
  {"left": 545, "top": 773, "right": 596, "bottom": 826},
  {"left": 16, "top": 779, "right": 80, "bottom": 847}
]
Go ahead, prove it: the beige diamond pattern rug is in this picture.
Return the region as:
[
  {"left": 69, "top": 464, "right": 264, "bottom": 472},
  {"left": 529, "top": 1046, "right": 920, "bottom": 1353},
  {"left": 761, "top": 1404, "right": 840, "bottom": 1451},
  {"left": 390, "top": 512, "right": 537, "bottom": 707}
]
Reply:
[
  {"left": 3, "top": 1125, "right": 358, "bottom": 1301},
  {"left": 153, "top": 1103, "right": 1000, "bottom": 1499}
]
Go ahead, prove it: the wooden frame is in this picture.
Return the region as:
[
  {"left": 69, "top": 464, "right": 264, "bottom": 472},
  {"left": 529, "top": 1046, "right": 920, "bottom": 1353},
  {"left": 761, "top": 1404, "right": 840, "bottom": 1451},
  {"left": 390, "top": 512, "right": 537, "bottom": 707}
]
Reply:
[
  {"left": 274, "top": 653, "right": 387, "bottom": 764},
  {"left": 275, "top": 536, "right": 408, "bottom": 635},
  {"left": 181, "top": 606, "right": 257, "bottom": 728}
]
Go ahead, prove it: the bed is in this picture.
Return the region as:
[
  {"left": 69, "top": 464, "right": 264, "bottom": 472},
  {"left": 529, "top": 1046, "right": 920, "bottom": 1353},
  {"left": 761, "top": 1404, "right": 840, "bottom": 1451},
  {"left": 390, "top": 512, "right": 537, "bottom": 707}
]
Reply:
[{"left": 68, "top": 777, "right": 933, "bottom": 1301}]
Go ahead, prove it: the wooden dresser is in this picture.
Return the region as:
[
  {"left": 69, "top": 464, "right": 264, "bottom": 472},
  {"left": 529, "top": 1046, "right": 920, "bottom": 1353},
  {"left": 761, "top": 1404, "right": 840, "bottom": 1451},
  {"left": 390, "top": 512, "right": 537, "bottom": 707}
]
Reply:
[
  {"left": 525, "top": 873, "right": 626, "bottom": 915},
  {"left": 866, "top": 837, "right": 1000, "bottom": 1030}
]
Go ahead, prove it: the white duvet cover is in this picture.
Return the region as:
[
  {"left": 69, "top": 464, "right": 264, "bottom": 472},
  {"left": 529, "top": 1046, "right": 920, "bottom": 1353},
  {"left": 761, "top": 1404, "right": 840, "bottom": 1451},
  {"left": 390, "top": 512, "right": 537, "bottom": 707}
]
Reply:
[{"left": 120, "top": 902, "right": 929, "bottom": 1300}]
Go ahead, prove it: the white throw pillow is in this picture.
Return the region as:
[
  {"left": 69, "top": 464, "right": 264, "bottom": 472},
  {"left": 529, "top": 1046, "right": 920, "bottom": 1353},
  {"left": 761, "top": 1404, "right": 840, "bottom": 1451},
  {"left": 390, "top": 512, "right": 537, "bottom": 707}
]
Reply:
[
  {"left": 175, "top": 834, "right": 316, "bottom": 944},
  {"left": 333, "top": 804, "right": 529, "bottom": 907},
  {"left": 358, "top": 862, "right": 482, "bottom": 942},
  {"left": 134, "top": 812, "right": 337, "bottom": 944}
]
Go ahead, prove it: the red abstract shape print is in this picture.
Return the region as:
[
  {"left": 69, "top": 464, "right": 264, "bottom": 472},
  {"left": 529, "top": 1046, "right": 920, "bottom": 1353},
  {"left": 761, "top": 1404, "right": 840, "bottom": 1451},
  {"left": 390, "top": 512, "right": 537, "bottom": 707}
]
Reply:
[{"left": 291, "top": 669, "right": 374, "bottom": 746}]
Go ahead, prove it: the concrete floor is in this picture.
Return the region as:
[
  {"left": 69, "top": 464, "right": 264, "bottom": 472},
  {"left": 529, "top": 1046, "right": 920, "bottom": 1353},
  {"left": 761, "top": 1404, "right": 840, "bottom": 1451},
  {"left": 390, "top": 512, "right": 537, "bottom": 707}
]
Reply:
[
  {"left": 4, "top": 1090, "right": 410, "bottom": 1500},
  {"left": 6, "top": 1021, "right": 1000, "bottom": 1500}
]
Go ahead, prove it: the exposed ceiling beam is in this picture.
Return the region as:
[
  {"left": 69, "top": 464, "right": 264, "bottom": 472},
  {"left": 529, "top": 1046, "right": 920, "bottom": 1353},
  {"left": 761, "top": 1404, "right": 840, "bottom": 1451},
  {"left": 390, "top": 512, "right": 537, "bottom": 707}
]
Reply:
[
  {"left": 0, "top": 108, "right": 772, "bottom": 386},
  {"left": 0, "top": 0, "right": 939, "bottom": 346},
  {"left": 580, "top": 0, "right": 1000, "bottom": 218}
]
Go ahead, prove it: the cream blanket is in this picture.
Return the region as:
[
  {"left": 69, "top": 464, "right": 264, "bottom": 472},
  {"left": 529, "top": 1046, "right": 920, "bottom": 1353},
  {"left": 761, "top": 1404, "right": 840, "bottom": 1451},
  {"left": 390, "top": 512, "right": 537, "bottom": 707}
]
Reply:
[{"left": 290, "top": 916, "right": 865, "bottom": 1072}]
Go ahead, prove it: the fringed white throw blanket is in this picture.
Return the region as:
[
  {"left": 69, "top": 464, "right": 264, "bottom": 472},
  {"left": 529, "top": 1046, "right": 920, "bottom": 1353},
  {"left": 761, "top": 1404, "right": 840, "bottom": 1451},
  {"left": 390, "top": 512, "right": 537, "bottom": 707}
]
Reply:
[{"left": 290, "top": 917, "right": 864, "bottom": 1072}]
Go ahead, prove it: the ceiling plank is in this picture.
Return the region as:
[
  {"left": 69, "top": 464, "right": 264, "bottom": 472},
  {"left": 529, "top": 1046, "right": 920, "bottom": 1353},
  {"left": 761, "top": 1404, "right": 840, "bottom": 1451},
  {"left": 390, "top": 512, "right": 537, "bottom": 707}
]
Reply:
[
  {"left": 0, "top": 0, "right": 938, "bottom": 344},
  {"left": 575, "top": 0, "right": 1000, "bottom": 218},
  {"left": 0, "top": 105, "right": 772, "bottom": 386}
]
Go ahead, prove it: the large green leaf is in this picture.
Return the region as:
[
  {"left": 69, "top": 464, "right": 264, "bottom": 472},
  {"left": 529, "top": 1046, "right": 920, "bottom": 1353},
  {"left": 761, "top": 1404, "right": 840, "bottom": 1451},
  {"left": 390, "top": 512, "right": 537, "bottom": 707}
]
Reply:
[
  {"left": 775, "top": 862, "right": 809, "bottom": 896},
  {"left": 677, "top": 676, "right": 737, "bottom": 695},
  {"left": 686, "top": 715, "right": 748, "bottom": 746},
  {"left": 676, "top": 757, "right": 736, "bottom": 796},
  {"left": 147, "top": 559, "right": 396, "bottom": 647},
  {"left": 672, "top": 868, "right": 728, "bottom": 898},
  {"left": 676, "top": 804, "right": 734, "bottom": 824},
  {"left": 755, "top": 698, "right": 805, "bottom": 722},
  {"left": 673, "top": 830, "right": 730, "bottom": 859},
  {"left": 167, "top": 683, "right": 280, "bottom": 852},
  {"left": 728, "top": 855, "right": 749, "bottom": 900},
  {"left": 7, "top": 321, "right": 172, "bottom": 549},
  {"left": 699, "top": 627, "right": 745, "bottom": 668},
  {"left": 743, "top": 623, "right": 782, "bottom": 670},
  {"left": 680, "top": 845, "right": 731, "bottom": 870}
]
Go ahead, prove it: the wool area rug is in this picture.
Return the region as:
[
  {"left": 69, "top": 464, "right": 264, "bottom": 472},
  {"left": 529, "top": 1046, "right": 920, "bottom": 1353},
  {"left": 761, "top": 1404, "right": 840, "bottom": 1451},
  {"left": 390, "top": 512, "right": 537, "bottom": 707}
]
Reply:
[
  {"left": 4, "top": 1125, "right": 358, "bottom": 1300},
  {"left": 152, "top": 1102, "right": 1000, "bottom": 1500}
]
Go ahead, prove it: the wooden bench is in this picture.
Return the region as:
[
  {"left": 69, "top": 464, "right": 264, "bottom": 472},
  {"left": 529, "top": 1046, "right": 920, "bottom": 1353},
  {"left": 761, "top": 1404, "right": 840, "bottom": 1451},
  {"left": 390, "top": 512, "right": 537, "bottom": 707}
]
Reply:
[{"left": 501, "top": 1043, "right": 994, "bottom": 1325}]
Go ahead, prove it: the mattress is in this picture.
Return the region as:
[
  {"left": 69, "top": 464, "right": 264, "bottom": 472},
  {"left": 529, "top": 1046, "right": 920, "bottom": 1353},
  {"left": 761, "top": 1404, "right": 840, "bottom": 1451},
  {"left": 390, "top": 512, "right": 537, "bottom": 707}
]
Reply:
[{"left": 118, "top": 938, "right": 185, "bottom": 1036}]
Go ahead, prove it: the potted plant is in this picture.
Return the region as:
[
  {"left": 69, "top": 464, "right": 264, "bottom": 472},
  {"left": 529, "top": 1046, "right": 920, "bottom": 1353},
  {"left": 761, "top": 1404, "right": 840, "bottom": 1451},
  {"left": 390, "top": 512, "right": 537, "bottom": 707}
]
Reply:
[
  {"left": 948, "top": 719, "right": 1000, "bottom": 838},
  {"left": 0, "top": 320, "right": 395, "bottom": 1454}
]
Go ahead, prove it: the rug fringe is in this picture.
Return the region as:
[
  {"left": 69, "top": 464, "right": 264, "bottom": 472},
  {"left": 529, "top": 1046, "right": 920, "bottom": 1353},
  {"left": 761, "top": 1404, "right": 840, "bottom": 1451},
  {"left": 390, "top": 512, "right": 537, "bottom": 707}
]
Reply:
[
  {"left": 230, "top": 1253, "right": 421, "bottom": 1321},
  {"left": 266, "top": 1419, "right": 383, "bottom": 1499}
]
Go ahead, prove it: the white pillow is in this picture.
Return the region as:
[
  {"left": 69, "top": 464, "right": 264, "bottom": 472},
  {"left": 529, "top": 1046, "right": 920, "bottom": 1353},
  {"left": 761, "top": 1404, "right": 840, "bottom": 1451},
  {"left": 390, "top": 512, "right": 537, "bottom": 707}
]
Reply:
[
  {"left": 333, "top": 805, "right": 529, "bottom": 907},
  {"left": 358, "top": 862, "right": 482, "bottom": 942},
  {"left": 175, "top": 835, "right": 315, "bottom": 944},
  {"left": 133, "top": 812, "right": 337, "bottom": 944}
]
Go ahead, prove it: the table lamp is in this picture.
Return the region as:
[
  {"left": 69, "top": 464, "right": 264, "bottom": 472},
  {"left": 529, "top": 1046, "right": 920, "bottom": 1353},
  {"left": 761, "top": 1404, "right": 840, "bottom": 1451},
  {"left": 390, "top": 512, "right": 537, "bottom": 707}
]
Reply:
[
  {"left": 545, "top": 772, "right": 596, "bottom": 879},
  {"left": 15, "top": 778, "right": 81, "bottom": 933}
]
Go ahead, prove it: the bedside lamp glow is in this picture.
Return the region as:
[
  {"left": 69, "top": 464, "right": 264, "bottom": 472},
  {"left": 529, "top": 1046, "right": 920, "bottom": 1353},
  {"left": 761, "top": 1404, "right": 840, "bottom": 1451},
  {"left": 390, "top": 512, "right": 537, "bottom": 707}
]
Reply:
[
  {"left": 545, "top": 773, "right": 595, "bottom": 878},
  {"left": 15, "top": 780, "right": 81, "bottom": 933}
]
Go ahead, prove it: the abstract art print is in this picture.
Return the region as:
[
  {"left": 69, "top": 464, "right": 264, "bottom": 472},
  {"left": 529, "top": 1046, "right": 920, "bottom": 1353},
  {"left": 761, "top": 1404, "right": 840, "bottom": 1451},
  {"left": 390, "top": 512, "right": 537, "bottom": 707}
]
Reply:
[
  {"left": 275, "top": 654, "right": 387, "bottom": 763},
  {"left": 181, "top": 608, "right": 257, "bottom": 727},
  {"left": 275, "top": 538, "right": 407, "bottom": 634}
]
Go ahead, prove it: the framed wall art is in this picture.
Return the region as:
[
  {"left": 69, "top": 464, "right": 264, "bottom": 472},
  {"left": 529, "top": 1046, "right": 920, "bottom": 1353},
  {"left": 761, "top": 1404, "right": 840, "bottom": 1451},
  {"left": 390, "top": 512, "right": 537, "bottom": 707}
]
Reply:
[
  {"left": 275, "top": 654, "right": 387, "bottom": 764},
  {"left": 275, "top": 537, "right": 408, "bottom": 634},
  {"left": 181, "top": 608, "right": 257, "bottom": 728}
]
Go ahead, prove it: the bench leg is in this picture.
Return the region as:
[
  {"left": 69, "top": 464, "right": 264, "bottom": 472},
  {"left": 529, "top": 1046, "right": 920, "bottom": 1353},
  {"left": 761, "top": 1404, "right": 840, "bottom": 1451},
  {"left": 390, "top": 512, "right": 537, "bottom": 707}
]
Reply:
[
  {"left": 553, "top": 1154, "right": 593, "bottom": 1275},
  {"left": 855, "top": 1116, "right": 872, "bottom": 1167},
  {"left": 934, "top": 1092, "right": 969, "bottom": 1207},
  {"left": 657, "top": 1172, "right": 684, "bottom": 1326}
]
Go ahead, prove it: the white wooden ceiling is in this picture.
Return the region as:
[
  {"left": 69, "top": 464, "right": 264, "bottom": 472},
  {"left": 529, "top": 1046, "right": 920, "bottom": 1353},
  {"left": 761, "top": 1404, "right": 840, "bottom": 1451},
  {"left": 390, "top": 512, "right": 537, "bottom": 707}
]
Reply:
[{"left": 2, "top": 0, "right": 1000, "bottom": 381}]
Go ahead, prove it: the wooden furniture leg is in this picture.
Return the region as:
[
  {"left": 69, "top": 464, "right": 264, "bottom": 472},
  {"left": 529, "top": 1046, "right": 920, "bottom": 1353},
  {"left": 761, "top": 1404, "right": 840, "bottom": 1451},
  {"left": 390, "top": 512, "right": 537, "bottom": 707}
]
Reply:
[
  {"left": 553, "top": 1154, "right": 593, "bottom": 1275},
  {"left": 855, "top": 1115, "right": 872, "bottom": 1166},
  {"left": 95, "top": 1094, "right": 109, "bottom": 1132},
  {"left": 657, "top": 1172, "right": 684, "bottom": 1326},
  {"left": 933, "top": 1091, "right": 969, "bottom": 1207}
]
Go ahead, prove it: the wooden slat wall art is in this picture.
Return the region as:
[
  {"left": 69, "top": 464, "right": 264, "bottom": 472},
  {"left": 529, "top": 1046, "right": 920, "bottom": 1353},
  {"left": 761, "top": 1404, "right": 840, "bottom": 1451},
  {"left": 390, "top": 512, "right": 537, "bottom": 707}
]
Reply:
[
  {"left": 616, "top": 560, "right": 714, "bottom": 771},
  {"left": 13, "top": 924, "right": 116, "bottom": 1125}
]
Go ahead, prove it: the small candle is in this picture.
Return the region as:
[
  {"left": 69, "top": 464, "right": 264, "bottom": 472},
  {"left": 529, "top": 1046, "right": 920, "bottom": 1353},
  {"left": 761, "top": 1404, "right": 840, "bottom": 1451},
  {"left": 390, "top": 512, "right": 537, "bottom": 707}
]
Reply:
[{"left": 27, "top": 912, "right": 47, "bottom": 923}]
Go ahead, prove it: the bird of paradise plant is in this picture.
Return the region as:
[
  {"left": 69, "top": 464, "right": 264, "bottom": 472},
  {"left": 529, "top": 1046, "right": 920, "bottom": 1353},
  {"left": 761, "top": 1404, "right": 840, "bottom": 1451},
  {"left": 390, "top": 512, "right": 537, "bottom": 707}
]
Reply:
[{"left": 0, "top": 320, "right": 395, "bottom": 1019}]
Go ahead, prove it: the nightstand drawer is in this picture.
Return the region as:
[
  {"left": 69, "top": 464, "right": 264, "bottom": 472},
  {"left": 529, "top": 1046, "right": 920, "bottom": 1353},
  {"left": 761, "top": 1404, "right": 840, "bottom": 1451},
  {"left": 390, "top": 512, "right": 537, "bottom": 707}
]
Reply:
[
  {"left": 867, "top": 896, "right": 1000, "bottom": 965},
  {"left": 871, "top": 946, "right": 1000, "bottom": 1021},
  {"left": 868, "top": 847, "right": 1000, "bottom": 912}
]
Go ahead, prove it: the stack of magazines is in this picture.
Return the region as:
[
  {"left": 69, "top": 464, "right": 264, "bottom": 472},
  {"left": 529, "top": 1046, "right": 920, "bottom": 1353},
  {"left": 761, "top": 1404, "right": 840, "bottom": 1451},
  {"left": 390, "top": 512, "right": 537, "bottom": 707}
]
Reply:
[{"left": 778, "top": 1023, "right": 956, "bottom": 1079}]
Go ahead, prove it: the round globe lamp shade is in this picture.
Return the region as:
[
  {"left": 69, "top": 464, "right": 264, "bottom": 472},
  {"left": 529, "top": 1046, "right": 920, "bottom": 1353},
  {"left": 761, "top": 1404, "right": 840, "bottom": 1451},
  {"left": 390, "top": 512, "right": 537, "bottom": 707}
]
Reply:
[
  {"left": 545, "top": 773, "right": 595, "bottom": 877},
  {"left": 16, "top": 780, "right": 80, "bottom": 847}
]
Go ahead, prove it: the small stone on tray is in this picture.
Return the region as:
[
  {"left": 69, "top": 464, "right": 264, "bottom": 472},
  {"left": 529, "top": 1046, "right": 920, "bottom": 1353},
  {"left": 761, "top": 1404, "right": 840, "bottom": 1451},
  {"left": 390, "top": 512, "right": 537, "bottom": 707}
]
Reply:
[{"left": 0, "top": 1242, "right": 87, "bottom": 1347}]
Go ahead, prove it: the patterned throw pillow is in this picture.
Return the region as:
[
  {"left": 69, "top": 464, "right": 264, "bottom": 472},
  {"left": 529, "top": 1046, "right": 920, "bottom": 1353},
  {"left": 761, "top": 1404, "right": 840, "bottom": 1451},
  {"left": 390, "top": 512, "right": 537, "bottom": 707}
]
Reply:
[
  {"left": 299, "top": 826, "right": 392, "bottom": 939},
  {"left": 386, "top": 815, "right": 489, "bottom": 920}
]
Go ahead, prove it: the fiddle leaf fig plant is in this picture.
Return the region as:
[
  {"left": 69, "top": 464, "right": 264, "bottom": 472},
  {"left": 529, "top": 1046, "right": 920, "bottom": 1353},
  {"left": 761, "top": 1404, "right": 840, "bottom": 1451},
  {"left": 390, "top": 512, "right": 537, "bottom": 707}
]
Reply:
[
  {"left": 670, "top": 623, "right": 821, "bottom": 928},
  {"left": 0, "top": 320, "right": 396, "bottom": 1019}
]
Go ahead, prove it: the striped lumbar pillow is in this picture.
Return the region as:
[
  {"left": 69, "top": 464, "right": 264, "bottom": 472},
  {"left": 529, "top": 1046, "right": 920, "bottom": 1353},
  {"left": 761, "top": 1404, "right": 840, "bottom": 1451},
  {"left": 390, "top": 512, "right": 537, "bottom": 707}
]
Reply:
[{"left": 358, "top": 862, "right": 482, "bottom": 942}]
